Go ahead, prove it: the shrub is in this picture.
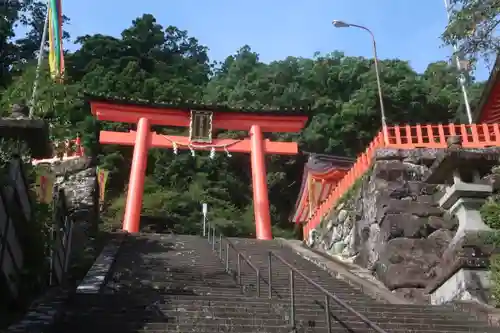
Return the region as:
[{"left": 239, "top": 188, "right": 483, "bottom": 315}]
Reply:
[
  {"left": 481, "top": 196, "right": 500, "bottom": 306},
  {"left": 491, "top": 254, "right": 500, "bottom": 305},
  {"left": 481, "top": 196, "right": 500, "bottom": 230}
]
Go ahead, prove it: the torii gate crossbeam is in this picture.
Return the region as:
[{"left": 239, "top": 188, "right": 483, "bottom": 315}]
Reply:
[{"left": 89, "top": 96, "right": 309, "bottom": 240}]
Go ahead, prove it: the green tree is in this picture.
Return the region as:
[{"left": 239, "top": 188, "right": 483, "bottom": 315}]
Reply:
[
  {"left": 1, "top": 12, "right": 481, "bottom": 238},
  {"left": 0, "top": 0, "right": 22, "bottom": 90},
  {"left": 442, "top": 0, "right": 500, "bottom": 65}
]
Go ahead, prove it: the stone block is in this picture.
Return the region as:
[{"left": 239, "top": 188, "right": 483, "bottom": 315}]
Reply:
[
  {"left": 430, "top": 268, "right": 491, "bottom": 305},
  {"left": 438, "top": 182, "right": 492, "bottom": 210},
  {"left": 48, "top": 157, "right": 92, "bottom": 176},
  {"left": 375, "top": 237, "right": 448, "bottom": 290},
  {"left": 0, "top": 118, "right": 51, "bottom": 158},
  {"left": 375, "top": 198, "right": 444, "bottom": 222},
  {"left": 372, "top": 160, "right": 428, "bottom": 183},
  {"left": 379, "top": 213, "right": 428, "bottom": 239},
  {"left": 374, "top": 148, "right": 440, "bottom": 166},
  {"left": 427, "top": 215, "right": 457, "bottom": 231}
]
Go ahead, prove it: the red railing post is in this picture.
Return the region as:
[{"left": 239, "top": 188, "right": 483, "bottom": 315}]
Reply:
[
  {"left": 415, "top": 124, "right": 423, "bottom": 146},
  {"left": 493, "top": 124, "right": 500, "bottom": 144},
  {"left": 482, "top": 124, "right": 490, "bottom": 143},
  {"left": 438, "top": 124, "right": 446, "bottom": 146},
  {"left": 75, "top": 136, "right": 83, "bottom": 156},
  {"left": 426, "top": 124, "right": 434, "bottom": 145}
]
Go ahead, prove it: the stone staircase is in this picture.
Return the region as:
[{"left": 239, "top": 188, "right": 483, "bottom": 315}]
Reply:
[
  {"left": 52, "top": 234, "right": 290, "bottom": 333},
  {"left": 228, "top": 237, "right": 499, "bottom": 333},
  {"left": 47, "top": 232, "right": 499, "bottom": 333}
]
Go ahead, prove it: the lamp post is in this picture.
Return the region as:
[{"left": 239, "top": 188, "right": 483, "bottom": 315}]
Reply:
[{"left": 332, "top": 20, "right": 388, "bottom": 144}]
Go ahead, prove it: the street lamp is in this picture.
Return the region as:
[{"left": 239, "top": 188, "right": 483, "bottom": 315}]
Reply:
[{"left": 332, "top": 20, "right": 388, "bottom": 144}]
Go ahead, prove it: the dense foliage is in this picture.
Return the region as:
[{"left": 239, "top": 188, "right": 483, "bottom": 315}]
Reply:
[
  {"left": 444, "top": 0, "right": 500, "bottom": 306},
  {"left": 481, "top": 176, "right": 500, "bottom": 305},
  {"left": 442, "top": 0, "right": 500, "bottom": 66},
  {"left": 0, "top": 2, "right": 486, "bottom": 237}
]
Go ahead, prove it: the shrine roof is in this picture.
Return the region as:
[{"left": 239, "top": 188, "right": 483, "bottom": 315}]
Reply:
[
  {"left": 473, "top": 55, "right": 500, "bottom": 123},
  {"left": 84, "top": 93, "right": 311, "bottom": 116},
  {"left": 290, "top": 152, "right": 355, "bottom": 223},
  {"left": 302, "top": 152, "right": 356, "bottom": 169}
]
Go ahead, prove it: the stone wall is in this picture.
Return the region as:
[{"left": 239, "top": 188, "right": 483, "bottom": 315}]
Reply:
[
  {"left": 43, "top": 157, "right": 99, "bottom": 271},
  {"left": 309, "top": 148, "right": 460, "bottom": 302},
  {"left": 1, "top": 155, "right": 97, "bottom": 314}
]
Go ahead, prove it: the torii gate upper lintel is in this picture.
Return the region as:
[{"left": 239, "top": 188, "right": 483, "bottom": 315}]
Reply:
[{"left": 89, "top": 97, "right": 309, "bottom": 240}]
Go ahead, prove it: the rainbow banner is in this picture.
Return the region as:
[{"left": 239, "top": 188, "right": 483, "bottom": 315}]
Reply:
[{"left": 48, "top": 0, "right": 65, "bottom": 80}]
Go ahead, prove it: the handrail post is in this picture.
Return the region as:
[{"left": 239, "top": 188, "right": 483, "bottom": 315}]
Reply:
[
  {"left": 237, "top": 252, "right": 241, "bottom": 285},
  {"left": 212, "top": 227, "right": 216, "bottom": 250},
  {"left": 269, "top": 251, "right": 389, "bottom": 333},
  {"left": 218, "top": 234, "right": 222, "bottom": 258},
  {"left": 268, "top": 252, "right": 272, "bottom": 299},
  {"left": 325, "top": 295, "right": 331, "bottom": 333},
  {"left": 225, "top": 243, "right": 230, "bottom": 272},
  {"left": 290, "top": 269, "right": 295, "bottom": 328},
  {"left": 256, "top": 269, "right": 260, "bottom": 297}
]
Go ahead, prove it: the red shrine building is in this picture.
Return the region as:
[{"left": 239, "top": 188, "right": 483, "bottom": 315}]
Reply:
[
  {"left": 474, "top": 56, "right": 500, "bottom": 123},
  {"left": 291, "top": 153, "right": 354, "bottom": 224},
  {"left": 88, "top": 95, "right": 309, "bottom": 240}
]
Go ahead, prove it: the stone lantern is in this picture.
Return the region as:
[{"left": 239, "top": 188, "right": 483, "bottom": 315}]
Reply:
[{"left": 424, "top": 147, "right": 500, "bottom": 305}]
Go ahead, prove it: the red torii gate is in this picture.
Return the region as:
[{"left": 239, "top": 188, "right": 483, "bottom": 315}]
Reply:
[{"left": 88, "top": 96, "right": 309, "bottom": 240}]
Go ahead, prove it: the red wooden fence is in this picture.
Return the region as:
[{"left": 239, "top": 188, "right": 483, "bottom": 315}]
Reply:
[
  {"left": 32, "top": 137, "right": 84, "bottom": 164},
  {"left": 303, "top": 123, "right": 500, "bottom": 238}
]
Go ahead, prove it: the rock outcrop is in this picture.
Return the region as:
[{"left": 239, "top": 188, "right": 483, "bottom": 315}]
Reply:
[{"left": 309, "top": 148, "right": 460, "bottom": 302}]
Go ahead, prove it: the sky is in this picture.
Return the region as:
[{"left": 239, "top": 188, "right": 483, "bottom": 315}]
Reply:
[{"left": 56, "top": 0, "right": 491, "bottom": 80}]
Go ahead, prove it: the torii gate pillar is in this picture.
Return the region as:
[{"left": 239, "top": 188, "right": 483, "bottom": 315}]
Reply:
[
  {"left": 89, "top": 96, "right": 309, "bottom": 240},
  {"left": 249, "top": 124, "right": 272, "bottom": 239},
  {"left": 123, "top": 117, "right": 150, "bottom": 232}
]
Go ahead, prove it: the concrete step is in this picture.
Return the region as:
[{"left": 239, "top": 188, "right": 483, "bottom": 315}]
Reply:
[
  {"left": 63, "top": 315, "right": 287, "bottom": 326},
  {"left": 99, "top": 287, "right": 373, "bottom": 301},
  {"left": 58, "top": 315, "right": 499, "bottom": 333},
  {"left": 63, "top": 292, "right": 481, "bottom": 318},
  {"left": 62, "top": 307, "right": 498, "bottom": 331},
  {"left": 53, "top": 234, "right": 495, "bottom": 333},
  {"left": 65, "top": 308, "right": 285, "bottom": 319},
  {"left": 55, "top": 322, "right": 291, "bottom": 333},
  {"left": 224, "top": 238, "right": 494, "bottom": 327}
]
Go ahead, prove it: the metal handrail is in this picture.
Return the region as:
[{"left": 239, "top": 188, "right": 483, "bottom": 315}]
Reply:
[
  {"left": 205, "top": 222, "right": 262, "bottom": 297},
  {"left": 268, "top": 251, "right": 389, "bottom": 333}
]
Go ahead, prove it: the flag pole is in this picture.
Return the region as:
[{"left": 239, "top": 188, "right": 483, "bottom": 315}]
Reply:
[
  {"left": 29, "top": 0, "right": 50, "bottom": 119},
  {"left": 443, "top": 0, "right": 473, "bottom": 124}
]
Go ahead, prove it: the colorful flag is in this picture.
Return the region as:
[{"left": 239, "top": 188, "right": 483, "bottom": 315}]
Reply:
[{"left": 48, "top": 0, "right": 65, "bottom": 80}]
